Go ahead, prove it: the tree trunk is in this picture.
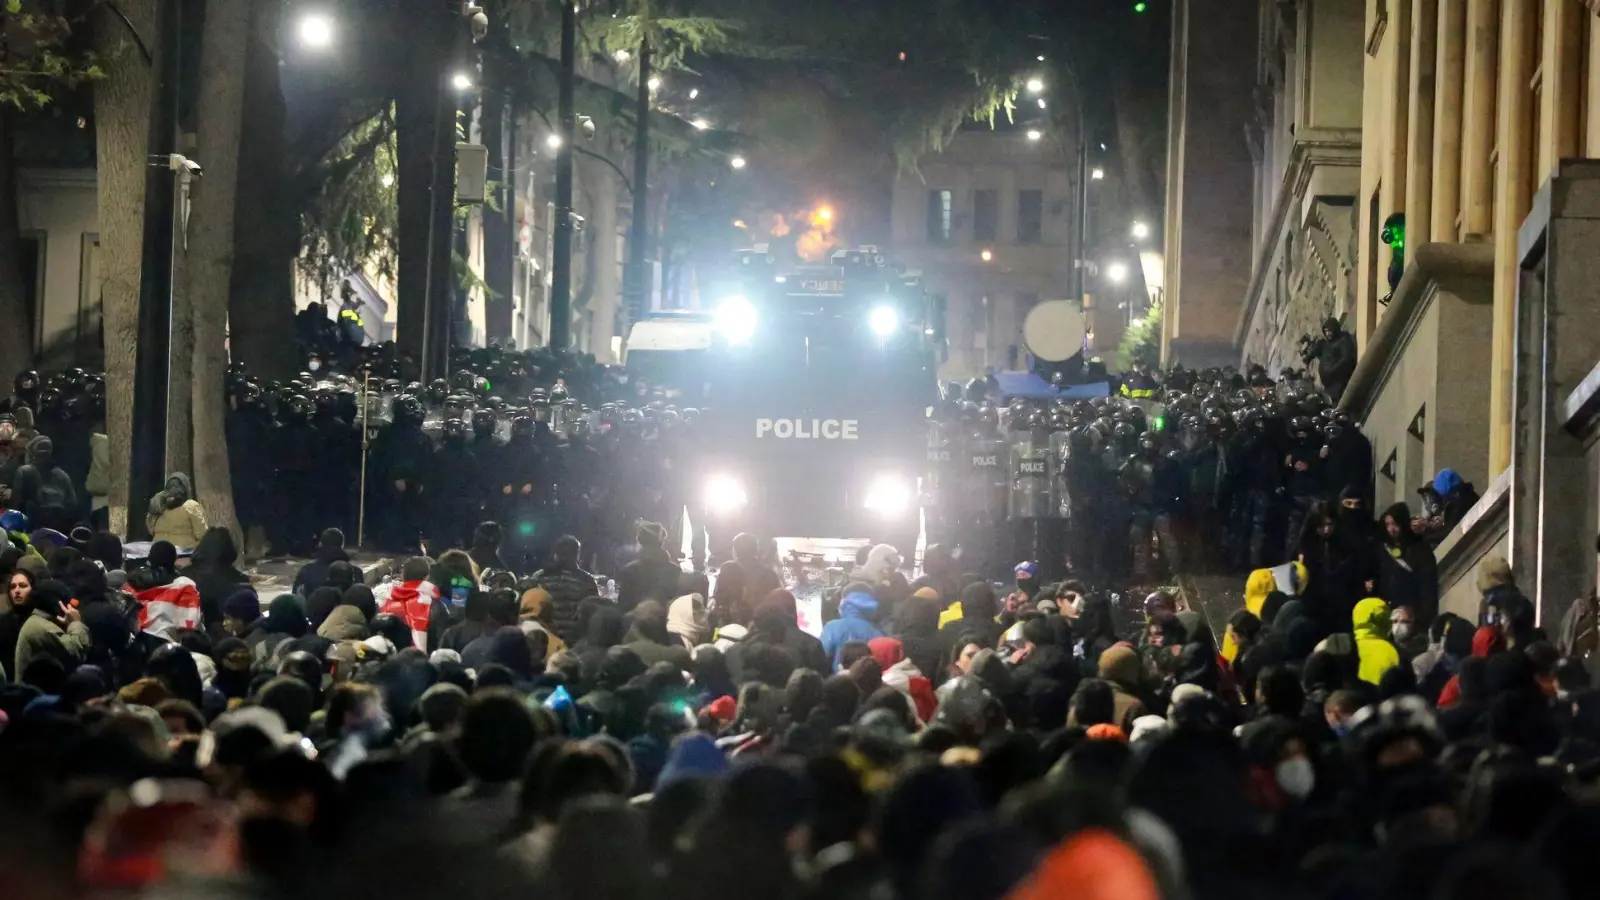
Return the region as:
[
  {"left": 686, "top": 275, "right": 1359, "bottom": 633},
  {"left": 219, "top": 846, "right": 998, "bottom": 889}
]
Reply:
[
  {"left": 92, "top": 0, "right": 161, "bottom": 536},
  {"left": 395, "top": 8, "right": 452, "bottom": 380},
  {"left": 228, "top": 0, "right": 297, "bottom": 380},
  {"left": 165, "top": 171, "right": 194, "bottom": 476},
  {"left": 0, "top": 109, "right": 34, "bottom": 372},
  {"left": 183, "top": 0, "right": 247, "bottom": 544}
]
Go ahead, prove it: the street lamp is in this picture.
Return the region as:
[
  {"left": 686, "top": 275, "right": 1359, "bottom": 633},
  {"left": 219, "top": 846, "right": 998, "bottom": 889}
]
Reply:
[
  {"left": 691, "top": 118, "right": 709, "bottom": 130},
  {"left": 545, "top": 133, "right": 562, "bottom": 150},
  {"left": 1037, "top": 98, "right": 1047, "bottom": 109},
  {"left": 1131, "top": 221, "right": 1150, "bottom": 240},
  {"left": 980, "top": 249, "right": 994, "bottom": 262},
  {"left": 298, "top": 12, "right": 335, "bottom": 49},
  {"left": 1091, "top": 167, "right": 1105, "bottom": 180},
  {"left": 1025, "top": 76, "right": 1045, "bottom": 93},
  {"left": 450, "top": 71, "right": 474, "bottom": 91},
  {"left": 1025, "top": 129, "right": 1043, "bottom": 141},
  {"left": 730, "top": 155, "right": 747, "bottom": 169},
  {"left": 689, "top": 88, "right": 699, "bottom": 99},
  {"left": 816, "top": 205, "right": 834, "bottom": 222},
  {"left": 647, "top": 75, "right": 661, "bottom": 91},
  {"left": 1106, "top": 261, "right": 1129, "bottom": 283}
]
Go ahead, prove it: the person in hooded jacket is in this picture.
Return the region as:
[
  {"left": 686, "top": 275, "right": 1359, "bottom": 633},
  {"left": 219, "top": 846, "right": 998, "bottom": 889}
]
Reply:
[
  {"left": 11, "top": 436, "right": 78, "bottom": 534},
  {"left": 821, "top": 585, "right": 884, "bottom": 670},
  {"left": 573, "top": 606, "right": 629, "bottom": 686},
  {"left": 188, "top": 526, "right": 250, "bottom": 628},
  {"left": 146, "top": 472, "right": 207, "bottom": 549},
  {"left": 293, "top": 529, "right": 352, "bottom": 598},
  {"left": 616, "top": 522, "right": 682, "bottom": 613},
  {"left": 1375, "top": 501, "right": 1438, "bottom": 626},
  {"left": 621, "top": 600, "right": 693, "bottom": 671},
  {"left": 725, "top": 592, "right": 827, "bottom": 685},
  {"left": 251, "top": 594, "right": 309, "bottom": 667},
  {"left": 1352, "top": 597, "right": 1401, "bottom": 685},
  {"left": 1315, "top": 317, "right": 1357, "bottom": 402}
]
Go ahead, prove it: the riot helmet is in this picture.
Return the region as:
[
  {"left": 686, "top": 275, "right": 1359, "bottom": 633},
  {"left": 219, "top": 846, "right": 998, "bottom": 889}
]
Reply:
[
  {"left": 427, "top": 379, "right": 449, "bottom": 405},
  {"left": 472, "top": 408, "right": 497, "bottom": 438},
  {"left": 509, "top": 415, "right": 534, "bottom": 442},
  {"left": 442, "top": 418, "right": 468, "bottom": 441},
  {"left": 391, "top": 394, "right": 424, "bottom": 426}
]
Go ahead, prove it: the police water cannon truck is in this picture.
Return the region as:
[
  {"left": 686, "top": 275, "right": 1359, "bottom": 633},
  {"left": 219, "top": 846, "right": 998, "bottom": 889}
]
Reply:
[{"left": 625, "top": 245, "right": 940, "bottom": 558}]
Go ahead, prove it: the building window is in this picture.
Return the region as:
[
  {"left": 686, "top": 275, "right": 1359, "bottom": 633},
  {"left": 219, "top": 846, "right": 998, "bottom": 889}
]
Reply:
[
  {"left": 926, "top": 190, "right": 952, "bottom": 244},
  {"left": 972, "top": 189, "right": 998, "bottom": 242},
  {"left": 1017, "top": 190, "right": 1043, "bottom": 244}
]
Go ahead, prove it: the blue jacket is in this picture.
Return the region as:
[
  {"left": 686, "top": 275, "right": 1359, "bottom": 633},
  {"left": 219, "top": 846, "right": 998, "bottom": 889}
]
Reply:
[{"left": 820, "top": 591, "right": 883, "bottom": 669}]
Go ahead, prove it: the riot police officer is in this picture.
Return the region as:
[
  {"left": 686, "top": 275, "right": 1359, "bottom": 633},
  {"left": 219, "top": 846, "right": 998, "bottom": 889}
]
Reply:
[
  {"left": 367, "top": 395, "right": 433, "bottom": 553},
  {"left": 430, "top": 418, "right": 479, "bottom": 551},
  {"left": 269, "top": 394, "right": 321, "bottom": 556}
]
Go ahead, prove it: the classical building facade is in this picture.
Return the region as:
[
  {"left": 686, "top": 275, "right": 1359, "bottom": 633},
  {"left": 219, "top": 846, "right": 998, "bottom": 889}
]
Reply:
[
  {"left": 1229, "top": 0, "right": 1367, "bottom": 373},
  {"left": 888, "top": 128, "right": 1079, "bottom": 380},
  {"left": 1339, "top": 0, "right": 1600, "bottom": 631}
]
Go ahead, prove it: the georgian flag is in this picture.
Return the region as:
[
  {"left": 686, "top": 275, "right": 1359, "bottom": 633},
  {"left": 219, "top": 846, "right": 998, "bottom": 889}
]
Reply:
[{"left": 134, "top": 576, "right": 203, "bottom": 640}]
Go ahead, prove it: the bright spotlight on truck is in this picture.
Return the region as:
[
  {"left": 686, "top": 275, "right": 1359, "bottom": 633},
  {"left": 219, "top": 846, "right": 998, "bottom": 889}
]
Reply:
[
  {"left": 714, "top": 295, "right": 757, "bottom": 344},
  {"left": 864, "top": 473, "right": 913, "bottom": 517},
  {"left": 868, "top": 305, "right": 900, "bottom": 337},
  {"left": 704, "top": 474, "right": 748, "bottom": 514}
]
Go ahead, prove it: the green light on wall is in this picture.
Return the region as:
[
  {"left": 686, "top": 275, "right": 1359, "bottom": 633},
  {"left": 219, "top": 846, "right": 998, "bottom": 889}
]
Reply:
[{"left": 1134, "top": 2, "right": 1148, "bottom": 11}]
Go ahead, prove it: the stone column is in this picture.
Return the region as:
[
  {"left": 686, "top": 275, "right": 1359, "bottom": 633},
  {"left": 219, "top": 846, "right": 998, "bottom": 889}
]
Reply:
[
  {"left": 1540, "top": 0, "right": 1584, "bottom": 175},
  {"left": 1489, "top": 0, "right": 1533, "bottom": 476},
  {"left": 1588, "top": 10, "right": 1600, "bottom": 155},
  {"left": 1460, "top": 0, "right": 1498, "bottom": 237},
  {"left": 1408, "top": 0, "right": 1439, "bottom": 246},
  {"left": 1431, "top": 0, "right": 1467, "bottom": 241},
  {"left": 1510, "top": 160, "right": 1600, "bottom": 628},
  {"left": 1381, "top": 0, "right": 1413, "bottom": 276}
]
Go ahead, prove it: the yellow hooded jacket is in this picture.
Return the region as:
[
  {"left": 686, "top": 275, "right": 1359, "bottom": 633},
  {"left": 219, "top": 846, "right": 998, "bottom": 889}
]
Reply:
[
  {"left": 1223, "top": 569, "right": 1279, "bottom": 662},
  {"left": 1353, "top": 597, "right": 1401, "bottom": 685}
]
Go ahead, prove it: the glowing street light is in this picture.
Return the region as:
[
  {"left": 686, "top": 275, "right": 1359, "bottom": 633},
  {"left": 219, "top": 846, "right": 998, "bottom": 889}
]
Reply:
[
  {"left": 613, "top": 48, "right": 631, "bottom": 62},
  {"left": 816, "top": 205, "right": 834, "bottom": 222},
  {"left": 1091, "top": 167, "right": 1105, "bottom": 180},
  {"left": 1036, "top": 54, "right": 1046, "bottom": 61},
  {"left": 730, "top": 155, "right": 747, "bottom": 169},
  {"left": 1025, "top": 129, "right": 1043, "bottom": 141},
  {"left": 980, "top": 249, "right": 994, "bottom": 262},
  {"left": 1025, "top": 76, "right": 1045, "bottom": 93},
  {"left": 1131, "top": 221, "right": 1150, "bottom": 240},
  {"left": 691, "top": 118, "right": 710, "bottom": 130},
  {"left": 545, "top": 133, "right": 562, "bottom": 150},
  {"left": 450, "top": 71, "right": 474, "bottom": 91},
  {"left": 1106, "top": 261, "right": 1129, "bottom": 283},
  {"left": 298, "top": 12, "right": 335, "bottom": 49},
  {"left": 647, "top": 75, "right": 661, "bottom": 91},
  {"left": 1037, "top": 98, "right": 1047, "bottom": 109},
  {"left": 689, "top": 88, "right": 699, "bottom": 99}
]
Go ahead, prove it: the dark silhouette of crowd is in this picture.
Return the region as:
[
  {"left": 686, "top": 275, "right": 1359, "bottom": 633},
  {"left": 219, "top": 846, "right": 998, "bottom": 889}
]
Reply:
[{"left": 0, "top": 492, "right": 1597, "bottom": 900}]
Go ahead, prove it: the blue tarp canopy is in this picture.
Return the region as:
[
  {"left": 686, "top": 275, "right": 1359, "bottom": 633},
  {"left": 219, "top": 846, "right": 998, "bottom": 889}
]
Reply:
[{"left": 992, "top": 371, "right": 1110, "bottom": 400}]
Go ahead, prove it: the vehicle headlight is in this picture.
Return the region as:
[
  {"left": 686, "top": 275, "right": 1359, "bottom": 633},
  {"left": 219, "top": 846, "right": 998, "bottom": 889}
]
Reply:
[
  {"left": 714, "top": 296, "right": 757, "bottom": 345},
  {"left": 863, "top": 472, "right": 913, "bottom": 517},
  {"left": 704, "top": 474, "right": 748, "bottom": 514},
  {"left": 868, "top": 304, "right": 900, "bottom": 338}
]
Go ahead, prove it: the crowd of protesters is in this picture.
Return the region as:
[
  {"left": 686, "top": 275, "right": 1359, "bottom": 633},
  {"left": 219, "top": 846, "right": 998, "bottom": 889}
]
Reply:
[{"left": 0, "top": 484, "right": 1598, "bottom": 900}]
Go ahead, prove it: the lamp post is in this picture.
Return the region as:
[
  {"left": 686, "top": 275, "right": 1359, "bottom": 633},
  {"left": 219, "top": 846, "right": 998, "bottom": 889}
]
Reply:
[{"left": 549, "top": 0, "right": 577, "bottom": 348}]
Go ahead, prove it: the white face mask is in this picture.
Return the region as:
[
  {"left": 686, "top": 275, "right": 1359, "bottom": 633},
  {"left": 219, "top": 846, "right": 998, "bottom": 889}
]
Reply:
[
  {"left": 1275, "top": 757, "right": 1315, "bottom": 799},
  {"left": 1392, "top": 623, "right": 1413, "bottom": 642}
]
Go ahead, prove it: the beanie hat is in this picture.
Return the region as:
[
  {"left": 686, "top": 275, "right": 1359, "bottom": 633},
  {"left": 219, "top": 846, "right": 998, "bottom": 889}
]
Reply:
[{"left": 222, "top": 590, "right": 261, "bottom": 622}]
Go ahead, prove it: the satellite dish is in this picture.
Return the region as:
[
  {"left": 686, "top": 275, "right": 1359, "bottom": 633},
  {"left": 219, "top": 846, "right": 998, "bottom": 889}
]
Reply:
[{"left": 1022, "top": 300, "right": 1087, "bottom": 363}]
